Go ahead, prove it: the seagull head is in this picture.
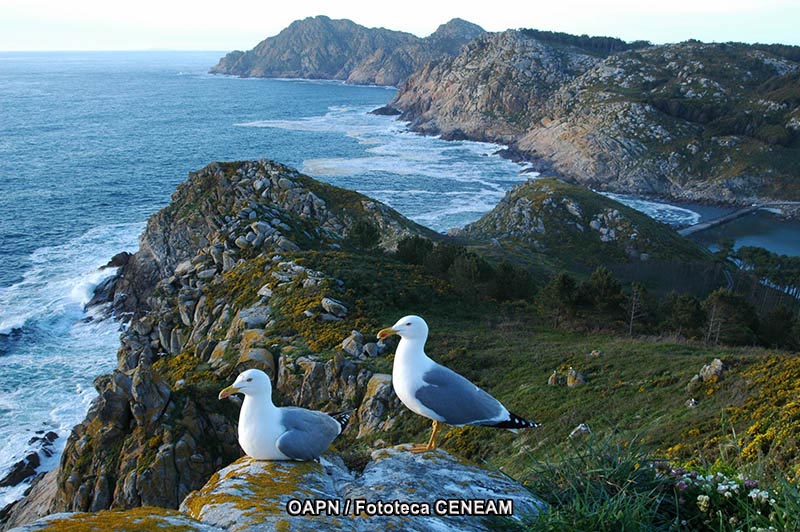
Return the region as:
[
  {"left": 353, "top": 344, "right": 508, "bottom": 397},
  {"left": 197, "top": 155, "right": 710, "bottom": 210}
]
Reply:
[
  {"left": 377, "top": 315, "right": 429, "bottom": 342},
  {"left": 218, "top": 368, "right": 272, "bottom": 400}
]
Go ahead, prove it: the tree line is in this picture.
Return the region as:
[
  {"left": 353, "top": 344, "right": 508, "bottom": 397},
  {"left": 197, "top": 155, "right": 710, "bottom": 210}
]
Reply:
[{"left": 392, "top": 236, "right": 800, "bottom": 350}]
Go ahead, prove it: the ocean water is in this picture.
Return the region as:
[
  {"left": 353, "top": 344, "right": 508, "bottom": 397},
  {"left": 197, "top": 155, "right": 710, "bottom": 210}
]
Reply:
[{"left": 0, "top": 51, "right": 795, "bottom": 507}]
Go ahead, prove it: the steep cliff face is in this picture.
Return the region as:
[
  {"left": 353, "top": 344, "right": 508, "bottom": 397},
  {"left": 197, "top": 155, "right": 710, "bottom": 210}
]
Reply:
[
  {"left": 392, "top": 30, "right": 604, "bottom": 142},
  {"left": 392, "top": 31, "right": 800, "bottom": 204},
  {"left": 21, "top": 160, "right": 437, "bottom": 519},
  {"left": 210, "top": 16, "right": 485, "bottom": 86}
]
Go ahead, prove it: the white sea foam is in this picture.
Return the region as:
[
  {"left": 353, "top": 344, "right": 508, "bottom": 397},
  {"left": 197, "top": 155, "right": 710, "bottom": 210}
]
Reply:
[
  {"left": 0, "top": 222, "right": 142, "bottom": 507},
  {"left": 236, "top": 105, "right": 529, "bottom": 231},
  {"left": 600, "top": 192, "right": 702, "bottom": 227}
]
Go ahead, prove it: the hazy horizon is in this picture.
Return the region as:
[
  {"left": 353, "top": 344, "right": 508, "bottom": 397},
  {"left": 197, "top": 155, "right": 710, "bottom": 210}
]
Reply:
[{"left": 1, "top": 0, "right": 798, "bottom": 52}]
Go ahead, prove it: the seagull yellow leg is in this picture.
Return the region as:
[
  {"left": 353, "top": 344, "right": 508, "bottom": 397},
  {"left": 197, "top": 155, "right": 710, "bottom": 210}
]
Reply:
[{"left": 410, "top": 420, "right": 441, "bottom": 453}]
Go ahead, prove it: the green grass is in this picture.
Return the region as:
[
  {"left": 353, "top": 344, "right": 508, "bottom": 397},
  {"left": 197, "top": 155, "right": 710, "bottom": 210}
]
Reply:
[
  {"left": 386, "top": 311, "right": 776, "bottom": 476},
  {"left": 194, "top": 243, "right": 797, "bottom": 484},
  {"left": 497, "top": 435, "right": 800, "bottom": 531}
]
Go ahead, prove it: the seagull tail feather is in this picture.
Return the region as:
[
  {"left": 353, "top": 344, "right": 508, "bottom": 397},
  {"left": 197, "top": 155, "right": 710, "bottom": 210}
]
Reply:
[
  {"left": 489, "top": 412, "right": 541, "bottom": 430},
  {"left": 327, "top": 410, "right": 353, "bottom": 433}
]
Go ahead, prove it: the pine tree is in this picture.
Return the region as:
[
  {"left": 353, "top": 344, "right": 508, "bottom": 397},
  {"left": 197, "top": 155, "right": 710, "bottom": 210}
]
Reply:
[
  {"left": 537, "top": 272, "right": 578, "bottom": 328},
  {"left": 627, "top": 282, "right": 648, "bottom": 337},
  {"left": 702, "top": 289, "right": 759, "bottom": 345}
]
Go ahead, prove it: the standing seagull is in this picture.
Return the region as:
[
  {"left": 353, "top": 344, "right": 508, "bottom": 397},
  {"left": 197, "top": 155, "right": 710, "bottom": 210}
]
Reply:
[
  {"left": 218, "top": 369, "right": 349, "bottom": 461},
  {"left": 378, "top": 315, "right": 539, "bottom": 453}
]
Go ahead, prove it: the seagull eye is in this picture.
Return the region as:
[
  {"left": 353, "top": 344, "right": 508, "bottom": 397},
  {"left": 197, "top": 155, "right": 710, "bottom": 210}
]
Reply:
[
  {"left": 246, "top": 378, "right": 253, "bottom": 382},
  {"left": 406, "top": 322, "right": 411, "bottom": 326}
]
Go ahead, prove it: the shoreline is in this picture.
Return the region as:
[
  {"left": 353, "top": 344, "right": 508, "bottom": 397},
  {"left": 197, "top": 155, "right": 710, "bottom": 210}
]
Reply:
[{"left": 430, "top": 126, "right": 800, "bottom": 222}]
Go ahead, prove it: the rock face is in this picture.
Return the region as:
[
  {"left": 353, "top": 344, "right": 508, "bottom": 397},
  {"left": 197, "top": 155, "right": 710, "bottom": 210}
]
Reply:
[
  {"left": 392, "top": 30, "right": 800, "bottom": 205},
  {"left": 463, "top": 177, "right": 707, "bottom": 265},
  {"left": 107, "top": 159, "right": 435, "bottom": 319},
  {"left": 9, "top": 508, "right": 221, "bottom": 532},
  {"left": 211, "top": 16, "right": 485, "bottom": 86},
  {"left": 0, "top": 159, "right": 438, "bottom": 527},
  {"left": 18, "top": 448, "right": 542, "bottom": 531}
]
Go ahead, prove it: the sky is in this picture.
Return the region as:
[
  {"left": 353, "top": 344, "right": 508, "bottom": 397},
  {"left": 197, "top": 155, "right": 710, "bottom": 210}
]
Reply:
[{"left": 1, "top": 0, "right": 798, "bottom": 51}]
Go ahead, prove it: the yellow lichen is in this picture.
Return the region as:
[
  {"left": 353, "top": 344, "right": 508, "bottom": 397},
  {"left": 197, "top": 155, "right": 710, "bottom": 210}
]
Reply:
[
  {"left": 182, "top": 457, "right": 325, "bottom": 520},
  {"left": 33, "top": 506, "right": 197, "bottom": 532}
]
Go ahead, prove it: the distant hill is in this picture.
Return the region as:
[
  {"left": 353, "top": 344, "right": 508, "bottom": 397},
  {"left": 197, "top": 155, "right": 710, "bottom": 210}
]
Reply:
[
  {"left": 210, "top": 16, "right": 485, "bottom": 86},
  {"left": 392, "top": 30, "right": 800, "bottom": 205},
  {"left": 462, "top": 177, "right": 709, "bottom": 270}
]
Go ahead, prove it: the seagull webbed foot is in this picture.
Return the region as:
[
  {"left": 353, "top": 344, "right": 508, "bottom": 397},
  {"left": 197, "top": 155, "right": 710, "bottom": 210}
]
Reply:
[
  {"left": 409, "top": 443, "right": 434, "bottom": 453},
  {"left": 408, "top": 420, "right": 441, "bottom": 453}
]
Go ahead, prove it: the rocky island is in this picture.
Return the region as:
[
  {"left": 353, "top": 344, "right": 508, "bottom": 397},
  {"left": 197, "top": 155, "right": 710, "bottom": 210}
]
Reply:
[
  {"left": 211, "top": 16, "right": 485, "bottom": 86},
  {"left": 391, "top": 30, "right": 800, "bottom": 206}
]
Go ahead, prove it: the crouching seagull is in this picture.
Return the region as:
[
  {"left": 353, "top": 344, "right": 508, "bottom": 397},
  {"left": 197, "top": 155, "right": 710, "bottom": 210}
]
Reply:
[{"left": 219, "top": 369, "right": 349, "bottom": 460}]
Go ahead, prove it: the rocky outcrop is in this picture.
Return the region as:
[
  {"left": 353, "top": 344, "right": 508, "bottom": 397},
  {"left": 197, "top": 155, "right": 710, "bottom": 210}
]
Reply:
[
  {"left": 0, "top": 471, "right": 57, "bottom": 530},
  {"left": 9, "top": 507, "right": 220, "bottom": 532},
  {"left": 211, "top": 16, "right": 485, "bottom": 86},
  {"left": 463, "top": 177, "right": 707, "bottom": 265},
  {"left": 17, "top": 448, "right": 542, "bottom": 531},
  {"left": 393, "top": 30, "right": 603, "bottom": 142},
  {"left": 392, "top": 30, "right": 800, "bottom": 205},
  {"left": 107, "top": 159, "right": 435, "bottom": 319},
  {"left": 0, "top": 159, "right": 440, "bottom": 527}
]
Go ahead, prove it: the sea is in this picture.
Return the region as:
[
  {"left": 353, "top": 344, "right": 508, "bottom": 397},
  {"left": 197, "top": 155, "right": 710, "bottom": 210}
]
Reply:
[{"left": 0, "top": 51, "right": 797, "bottom": 507}]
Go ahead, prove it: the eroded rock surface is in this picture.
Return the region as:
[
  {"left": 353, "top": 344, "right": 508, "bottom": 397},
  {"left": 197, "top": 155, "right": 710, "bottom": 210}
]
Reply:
[
  {"left": 393, "top": 31, "right": 800, "bottom": 205},
  {"left": 180, "top": 447, "right": 542, "bottom": 532}
]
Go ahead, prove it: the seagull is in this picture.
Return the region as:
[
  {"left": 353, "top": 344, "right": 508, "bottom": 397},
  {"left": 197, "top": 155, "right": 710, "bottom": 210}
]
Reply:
[
  {"left": 377, "top": 315, "right": 539, "bottom": 453},
  {"left": 218, "top": 368, "right": 349, "bottom": 461}
]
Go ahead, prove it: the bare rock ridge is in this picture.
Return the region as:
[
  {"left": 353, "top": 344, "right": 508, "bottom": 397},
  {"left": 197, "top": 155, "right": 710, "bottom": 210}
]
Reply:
[
  {"left": 391, "top": 29, "right": 800, "bottom": 205},
  {"left": 13, "top": 449, "right": 543, "bottom": 531},
  {"left": 210, "top": 16, "right": 485, "bottom": 86}
]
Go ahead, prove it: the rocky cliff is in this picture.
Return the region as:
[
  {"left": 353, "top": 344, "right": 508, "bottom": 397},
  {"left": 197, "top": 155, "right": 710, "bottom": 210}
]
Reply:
[
  {"left": 392, "top": 30, "right": 800, "bottom": 205},
  {"left": 1, "top": 159, "right": 445, "bottom": 528},
  {"left": 210, "top": 16, "right": 485, "bottom": 86}
]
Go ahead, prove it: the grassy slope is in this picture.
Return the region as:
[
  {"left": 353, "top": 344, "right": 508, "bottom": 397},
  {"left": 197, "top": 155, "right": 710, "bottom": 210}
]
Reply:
[
  {"left": 236, "top": 247, "right": 797, "bottom": 484},
  {"left": 374, "top": 305, "right": 792, "bottom": 480}
]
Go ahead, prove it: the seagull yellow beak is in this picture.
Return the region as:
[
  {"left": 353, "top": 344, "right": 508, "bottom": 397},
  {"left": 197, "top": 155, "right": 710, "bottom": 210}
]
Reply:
[
  {"left": 218, "top": 385, "right": 240, "bottom": 400},
  {"left": 377, "top": 327, "right": 398, "bottom": 340}
]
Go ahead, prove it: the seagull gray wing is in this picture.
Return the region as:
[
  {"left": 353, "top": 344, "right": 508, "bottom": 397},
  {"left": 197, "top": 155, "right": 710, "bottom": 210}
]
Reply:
[
  {"left": 414, "top": 364, "right": 506, "bottom": 426},
  {"left": 276, "top": 407, "right": 341, "bottom": 461}
]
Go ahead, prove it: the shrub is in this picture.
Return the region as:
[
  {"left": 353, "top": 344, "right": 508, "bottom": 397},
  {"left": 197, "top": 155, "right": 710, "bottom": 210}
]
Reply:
[
  {"left": 516, "top": 436, "right": 800, "bottom": 532},
  {"left": 395, "top": 235, "right": 434, "bottom": 265},
  {"left": 346, "top": 220, "right": 379, "bottom": 249}
]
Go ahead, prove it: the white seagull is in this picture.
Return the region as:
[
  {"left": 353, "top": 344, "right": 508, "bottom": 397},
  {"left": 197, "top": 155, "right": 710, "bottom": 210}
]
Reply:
[
  {"left": 378, "top": 315, "right": 539, "bottom": 453},
  {"left": 218, "top": 368, "right": 349, "bottom": 461}
]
